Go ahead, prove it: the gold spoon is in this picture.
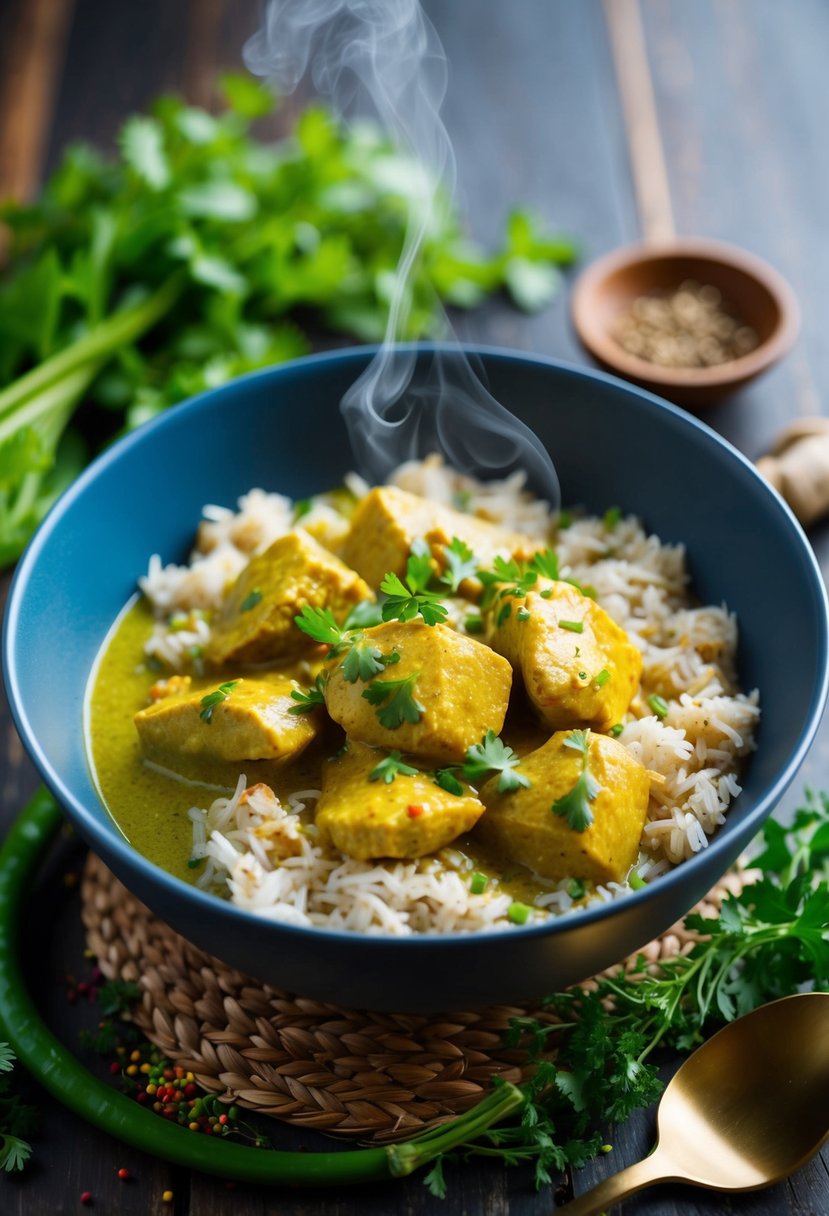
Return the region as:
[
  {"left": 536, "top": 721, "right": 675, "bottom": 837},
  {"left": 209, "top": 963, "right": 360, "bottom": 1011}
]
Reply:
[{"left": 556, "top": 992, "right": 829, "bottom": 1215}]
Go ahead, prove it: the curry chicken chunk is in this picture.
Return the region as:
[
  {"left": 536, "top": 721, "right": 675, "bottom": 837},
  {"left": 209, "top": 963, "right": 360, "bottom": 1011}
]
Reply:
[
  {"left": 324, "top": 620, "right": 513, "bottom": 762},
  {"left": 476, "top": 730, "right": 650, "bottom": 885},
  {"left": 316, "top": 739, "right": 485, "bottom": 860},
  {"left": 135, "top": 673, "right": 321, "bottom": 764},
  {"left": 207, "top": 529, "right": 372, "bottom": 666},
  {"left": 341, "top": 485, "right": 538, "bottom": 592},
  {"left": 488, "top": 579, "right": 642, "bottom": 731}
]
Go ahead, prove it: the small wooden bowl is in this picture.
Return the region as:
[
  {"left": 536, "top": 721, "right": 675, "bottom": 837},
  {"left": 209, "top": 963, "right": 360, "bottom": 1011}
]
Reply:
[{"left": 571, "top": 238, "right": 800, "bottom": 406}]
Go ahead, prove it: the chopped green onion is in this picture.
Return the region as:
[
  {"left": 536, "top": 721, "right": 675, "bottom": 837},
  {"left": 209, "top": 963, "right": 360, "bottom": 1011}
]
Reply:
[
  {"left": 567, "top": 879, "right": 585, "bottom": 900},
  {"left": 559, "top": 619, "right": 583, "bottom": 633},
  {"left": 464, "top": 614, "right": 484, "bottom": 634},
  {"left": 539, "top": 588, "right": 553, "bottom": 599},
  {"left": 648, "top": 694, "right": 670, "bottom": 720},
  {"left": 239, "top": 587, "right": 263, "bottom": 613},
  {"left": 507, "top": 901, "right": 532, "bottom": 925},
  {"left": 594, "top": 668, "right": 610, "bottom": 688},
  {"left": 629, "top": 871, "right": 647, "bottom": 890},
  {"left": 187, "top": 857, "right": 204, "bottom": 870},
  {"left": 603, "top": 505, "right": 622, "bottom": 530},
  {"left": 496, "top": 602, "right": 512, "bottom": 627},
  {"left": 609, "top": 723, "right": 624, "bottom": 738},
  {"left": 469, "top": 872, "right": 488, "bottom": 895},
  {"left": 517, "top": 607, "right": 531, "bottom": 621}
]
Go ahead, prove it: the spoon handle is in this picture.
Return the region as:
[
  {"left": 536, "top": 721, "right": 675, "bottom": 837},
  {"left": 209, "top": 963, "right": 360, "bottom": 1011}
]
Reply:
[{"left": 554, "top": 1149, "right": 673, "bottom": 1216}]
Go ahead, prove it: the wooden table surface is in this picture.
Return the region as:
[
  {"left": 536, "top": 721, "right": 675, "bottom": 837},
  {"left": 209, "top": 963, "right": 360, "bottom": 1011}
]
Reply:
[{"left": 2, "top": 1, "right": 829, "bottom": 1212}]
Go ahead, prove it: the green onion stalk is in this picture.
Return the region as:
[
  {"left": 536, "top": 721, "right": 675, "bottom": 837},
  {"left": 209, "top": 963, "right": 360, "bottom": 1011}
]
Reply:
[{"left": 0, "top": 789, "right": 524, "bottom": 1185}]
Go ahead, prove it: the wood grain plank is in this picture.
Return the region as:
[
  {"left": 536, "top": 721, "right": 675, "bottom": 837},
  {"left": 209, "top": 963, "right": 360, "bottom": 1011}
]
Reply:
[{"left": 0, "top": 0, "right": 75, "bottom": 203}]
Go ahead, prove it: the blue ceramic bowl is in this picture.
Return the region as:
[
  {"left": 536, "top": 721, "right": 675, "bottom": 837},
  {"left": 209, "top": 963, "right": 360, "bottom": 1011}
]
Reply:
[{"left": 5, "top": 346, "right": 828, "bottom": 1010}]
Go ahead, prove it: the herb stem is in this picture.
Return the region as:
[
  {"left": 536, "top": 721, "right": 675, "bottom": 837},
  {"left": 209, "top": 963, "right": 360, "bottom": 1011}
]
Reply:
[{"left": 386, "top": 1082, "right": 526, "bottom": 1178}]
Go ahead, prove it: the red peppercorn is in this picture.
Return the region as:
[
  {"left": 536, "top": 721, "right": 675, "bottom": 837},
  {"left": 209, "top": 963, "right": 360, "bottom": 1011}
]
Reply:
[
  {"left": 80, "top": 1192, "right": 93, "bottom": 1206},
  {"left": 109, "top": 1061, "right": 120, "bottom": 1074},
  {"left": 117, "top": 1167, "right": 130, "bottom": 1181},
  {"left": 218, "top": 1114, "right": 228, "bottom": 1125}
]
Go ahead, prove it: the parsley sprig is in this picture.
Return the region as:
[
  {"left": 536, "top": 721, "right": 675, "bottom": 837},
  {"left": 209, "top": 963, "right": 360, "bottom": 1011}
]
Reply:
[
  {"left": 0, "top": 1044, "right": 37, "bottom": 1174},
  {"left": 479, "top": 549, "right": 560, "bottom": 614},
  {"left": 362, "top": 672, "right": 424, "bottom": 729},
  {"left": 380, "top": 544, "right": 449, "bottom": 626},
  {"left": 390, "top": 787, "right": 829, "bottom": 1194},
  {"left": 294, "top": 604, "right": 399, "bottom": 684},
  {"left": 438, "top": 537, "right": 479, "bottom": 593},
  {"left": 551, "top": 730, "right": 601, "bottom": 832},
  {"left": 369, "top": 751, "right": 420, "bottom": 784},
  {"left": 435, "top": 731, "right": 531, "bottom": 795},
  {"left": 288, "top": 673, "right": 327, "bottom": 715},
  {"left": 198, "top": 680, "right": 238, "bottom": 724}
]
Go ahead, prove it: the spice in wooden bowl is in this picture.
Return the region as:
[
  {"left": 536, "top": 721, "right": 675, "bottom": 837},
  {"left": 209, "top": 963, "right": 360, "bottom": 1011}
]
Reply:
[{"left": 612, "top": 279, "right": 759, "bottom": 369}]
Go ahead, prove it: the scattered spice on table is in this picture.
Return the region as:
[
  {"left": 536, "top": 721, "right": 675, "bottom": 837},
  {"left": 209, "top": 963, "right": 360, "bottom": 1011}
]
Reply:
[{"left": 613, "top": 279, "right": 759, "bottom": 368}]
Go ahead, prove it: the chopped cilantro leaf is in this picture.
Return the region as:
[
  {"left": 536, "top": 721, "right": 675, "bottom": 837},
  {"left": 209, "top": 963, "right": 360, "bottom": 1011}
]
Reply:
[
  {"left": 289, "top": 673, "right": 326, "bottom": 714},
  {"left": 199, "top": 680, "right": 238, "bottom": 723},
  {"left": 239, "top": 587, "right": 263, "bottom": 613},
  {"left": 648, "top": 694, "right": 670, "bottom": 720},
  {"left": 361, "top": 672, "right": 424, "bottom": 729},
  {"left": 380, "top": 557, "right": 449, "bottom": 627},
  {"left": 294, "top": 604, "right": 346, "bottom": 648},
  {"left": 369, "top": 750, "right": 419, "bottom": 784},
  {"left": 603, "top": 505, "right": 622, "bottom": 530},
  {"left": 341, "top": 639, "right": 399, "bottom": 684},
  {"left": 462, "top": 730, "right": 531, "bottom": 793},
  {"left": 434, "top": 768, "right": 465, "bottom": 796},
  {"left": 552, "top": 729, "right": 601, "bottom": 831},
  {"left": 439, "top": 536, "right": 479, "bottom": 592}
]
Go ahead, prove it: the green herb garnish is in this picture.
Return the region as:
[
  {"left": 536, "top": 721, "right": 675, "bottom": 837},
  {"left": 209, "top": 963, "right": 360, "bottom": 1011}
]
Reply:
[
  {"left": 559, "top": 619, "right": 583, "bottom": 633},
  {"left": 507, "top": 901, "right": 532, "bottom": 925},
  {"left": 361, "top": 672, "right": 424, "bottom": 729},
  {"left": 341, "top": 639, "right": 400, "bottom": 684},
  {"left": 288, "top": 673, "right": 327, "bottom": 714},
  {"left": 239, "top": 587, "right": 263, "bottom": 613},
  {"left": 294, "top": 604, "right": 396, "bottom": 684},
  {"left": 439, "top": 537, "right": 479, "bottom": 593},
  {"left": 464, "top": 614, "right": 484, "bottom": 634},
  {"left": 551, "top": 729, "right": 600, "bottom": 832},
  {"left": 368, "top": 751, "right": 419, "bottom": 784},
  {"left": 380, "top": 546, "right": 449, "bottom": 626},
  {"left": 594, "top": 668, "right": 610, "bottom": 688},
  {"left": 294, "top": 605, "right": 344, "bottom": 648},
  {"left": 461, "top": 730, "right": 531, "bottom": 793},
  {"left": 434, "top": 769, "right": 465, "bottom": 796},
  {"left": 648, "top": 694, "right": 670, "bottom": 720},
  {"left": 199, "top": 680, "right": 238, "bottom": 723},
  {"left": 517, "top": 607, "right": 531, "bottom": 621},
  {"left": 603, "top": 505, "right": 622, "bottom": 530},
  {"left": 609, "top": 722, "right": 625, "bottom": 738}
]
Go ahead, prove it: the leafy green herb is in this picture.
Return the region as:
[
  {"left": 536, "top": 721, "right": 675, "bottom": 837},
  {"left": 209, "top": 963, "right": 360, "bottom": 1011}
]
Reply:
[
  {"left": 239, "top": 587, "right": 263, "bottom": 613},
  {"left": 479, "top": 548, "right": 560, "bottom": 613},
  {"left": 558, "top": 619, "right": 583, "bottom": 633},
  {"left": 362, "top": 672, "right": 424, "bottom": 729},
  {"left": 392, "top": 788, "right": 829, "bottom": 1196},
  {"left": 0, "top": 82, "right": 575, "bottom": 567},
  {"left": 648, "top": 694, "right": 670, "bottom": 720},
  {"left": 551, "top": 730, "right": 600, "bottom": 832},
  {"left": 461, "top": 730, "right": 531, "bottom": 793},
  {"left": 603, "top": 505, "right": 622, "bottom": 530},
  {"left": 293, "top": 498, "right": 313, "bottom": 520},
  {"left": 341, "top": 639, "right": 400, "bottom": 684},
  {"left": 380, "top": 547, "right": 449, "bottom": 626},
  {"left": 439, "top": 537, "right": 479, "bottom": 592},
  {"left": 507, "top": 901, "right": 533, "bottom": 925},
  {"left": 294, "top": 605, "right": 345, "bottom": 648},
  {"left": 434, "top": 768, "right": 465, "bottom": 796},
  {"left": 594, "top": 668, "right": 610, "bottom": 688},
  {"left": 199, "top": 680, "right": 238, "bottom": 723},
  {"left": 369, "top": 750, "right": 419, "bottom": 784},
  {"left": 517, "top": 607, "right": 531, "bottom": 622},
  {"left": 288, "top": 673, "right": 327, "bottom": 714},
  {"left": 343, "top": 600, "right": 385, "bottom": 630},
  {"left": 0, "top": 1043, "right": 37, "bottom": 1174},
  {"left": 464, "top": 613, "right": 484, "bottom": 634},
  {"left": 496, "top": 602, "right": 512, "bottom": 627}
]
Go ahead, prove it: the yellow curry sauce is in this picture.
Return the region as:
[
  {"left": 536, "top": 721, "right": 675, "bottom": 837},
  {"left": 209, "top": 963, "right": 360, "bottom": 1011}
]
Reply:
[{"left": 87, "top": 597, "right": 571, "bottom": 904}]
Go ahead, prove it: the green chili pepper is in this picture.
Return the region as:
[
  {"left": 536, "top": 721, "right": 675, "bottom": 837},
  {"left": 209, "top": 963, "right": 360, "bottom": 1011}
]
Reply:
[{"left": 0, "top": 790, "right": 524, "bottom": 1185}]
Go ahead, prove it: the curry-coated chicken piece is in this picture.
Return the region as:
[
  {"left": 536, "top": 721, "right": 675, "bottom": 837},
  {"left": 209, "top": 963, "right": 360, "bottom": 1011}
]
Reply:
[
  {"left": 324, "top": 620, "right": 513, "bottom": 762},
  {"left": 475, "top": 729, "right": 650, "bottom": 885},
  {"left": 206, "top": 529, "right": 372, "bottom": 666},
  {"left": 135, "top": 672, "right": 321, "bottom": 764},
  {"left": 488, "top": 579, "right": 641, "bottom": 730},
  {"left": 340, "top": 485, "right": 539, "bottom": 593},
  {"left": 315, "top": 739, "right": 485, "bottom": 860}
]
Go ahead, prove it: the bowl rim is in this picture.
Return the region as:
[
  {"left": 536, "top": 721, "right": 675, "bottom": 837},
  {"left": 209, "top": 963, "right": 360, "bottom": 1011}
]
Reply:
[
  {"left": 4, "top": 343, "right": 828, "bottom": 949},
  {"left": 570, "top": 237, "right": 801, "bottom": 389}
]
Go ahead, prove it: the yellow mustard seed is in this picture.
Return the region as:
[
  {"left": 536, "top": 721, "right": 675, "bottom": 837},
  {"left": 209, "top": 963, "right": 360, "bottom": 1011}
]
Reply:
[
  {"left": 162, "top": 1192, "right": 174, "bottom": 1204},
  {"left": 126, "top": 1065, "right": 138, "bottom": 1077}
]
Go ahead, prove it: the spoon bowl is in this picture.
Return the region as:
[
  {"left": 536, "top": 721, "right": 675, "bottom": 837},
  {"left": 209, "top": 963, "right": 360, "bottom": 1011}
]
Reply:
[
  {"left": 559, "top": 992, "right": 829, "bottom": 1214},
  {"left": 571, "top": 238, "right": 799, "bottom": 406}
]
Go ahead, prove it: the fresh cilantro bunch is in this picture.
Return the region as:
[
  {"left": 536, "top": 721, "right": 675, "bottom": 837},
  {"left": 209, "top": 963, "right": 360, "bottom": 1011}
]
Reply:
[
  {"left": 0, "top": 1043, "right": 37, "bottom": 1173},
  {"left": 380, "top": 544, "right": 449, "bottom": 626},
  {"left": 390, "top": 788, "right": 829, "bottom": 1194},
  {"left": 0, "top": 76, "right": 576, "bottom": 566}
]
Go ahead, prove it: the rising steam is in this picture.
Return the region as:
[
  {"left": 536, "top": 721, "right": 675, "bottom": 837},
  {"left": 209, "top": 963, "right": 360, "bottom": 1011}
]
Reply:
[{"left": 244, "top": 0, "right": 560, "bottom": 505}]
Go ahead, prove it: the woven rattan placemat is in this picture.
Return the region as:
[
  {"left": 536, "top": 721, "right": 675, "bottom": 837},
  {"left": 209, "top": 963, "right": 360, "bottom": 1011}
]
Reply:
[{"left": 80, "top": 855, "right": 749, "bottom": 1144}]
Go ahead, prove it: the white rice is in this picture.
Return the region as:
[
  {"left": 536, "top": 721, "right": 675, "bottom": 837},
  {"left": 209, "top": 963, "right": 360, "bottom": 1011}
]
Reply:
[{"left": 140, "top": 456, "right": 759, "bottom": 933}]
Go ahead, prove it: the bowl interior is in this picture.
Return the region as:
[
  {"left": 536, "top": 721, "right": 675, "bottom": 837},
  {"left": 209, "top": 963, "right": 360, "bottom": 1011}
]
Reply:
[{"left": 4, "top": 346, "right": 827, "bottom": 1007}]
